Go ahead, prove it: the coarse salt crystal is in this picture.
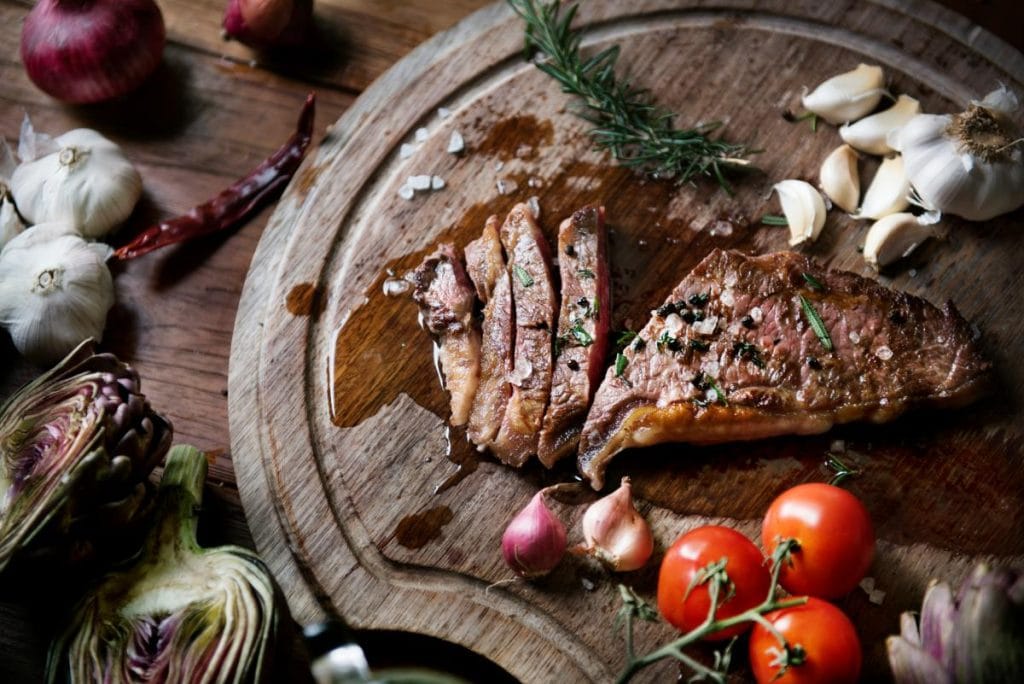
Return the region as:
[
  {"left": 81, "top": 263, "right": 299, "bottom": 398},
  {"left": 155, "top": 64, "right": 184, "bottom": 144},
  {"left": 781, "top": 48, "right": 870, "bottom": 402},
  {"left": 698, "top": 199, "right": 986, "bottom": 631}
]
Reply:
[
  {"left": 497, "top": 179, "right": 518, "bottom": 195},
  {"left": 875, "top": 345, "right": 893, "bottom": 361},
  {"left": 409, "top": 175, "right": 432, "bottom": 191},
  {"left": 398, "top": 185, "right": 415, "bottom": 200},
  {"left": 705, "top": 388, "right": 720, "bottom": 403},
  {"left": 869, "top": 589, "right": 886, "bottom": 605},
  {"left": 663, "top": 313, "right": 684, "bottom": 334},
  {"left": 527, "top": 196, "right": 541, "bottom": 218},
  {"left": 720, "top": 289, "right": 735, "bottom": 307},
  {"left": 400, "top": 143, "right": 416, "bottom": 159},
  {"left": 494, "top": 161, "right": 504, "bottom": 172},
  {"left": 848, "top": 331, "right": 861, "bottom": 344},
  {"left": 431, "top": 175, "right": 445, "bottom": 190},
  {"left": 382, "top": 278, "right": 412, "bottom": 297},
  {"left": 447, "top": 131, "right": 464, "bottom": 154},
  {"left": 702, "top": 360, "right": 720, "bottom": 378},
  {"left": 528, "top": 177, "right": 543, "bottom": 188},
  {"left": 692, "top": 315, "right": 718, "bottom": 336},
  {"left": 415, "top": 127, "right": 429, "bottom": 142},
  {"left": 749, "top": 306, "right": 764, "bottom": 324},
  {"left": 437, "top": 107, "right": 451, "bottom": 119}
]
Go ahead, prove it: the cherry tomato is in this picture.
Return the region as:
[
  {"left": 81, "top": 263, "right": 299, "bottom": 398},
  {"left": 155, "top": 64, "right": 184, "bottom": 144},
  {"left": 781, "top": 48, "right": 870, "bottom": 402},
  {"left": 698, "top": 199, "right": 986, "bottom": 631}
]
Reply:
[
  {"left": 749, "top": 597, "right": 861, "bottom": 684},
  {"left": 762, "top": 483, "right": 874, "bottom": 598},
  {"left": 657, "top": 525, "right": 770, "bottom": 640}
]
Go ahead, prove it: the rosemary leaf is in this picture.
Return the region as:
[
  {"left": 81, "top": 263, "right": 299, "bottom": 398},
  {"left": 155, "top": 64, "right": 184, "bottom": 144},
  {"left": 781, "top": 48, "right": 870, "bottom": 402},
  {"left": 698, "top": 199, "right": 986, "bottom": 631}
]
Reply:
[
  {"left": 761, "top": 214, "right": 789, "bottom": 226},
  {"left": 508, "top": 0, "right": 750, "bottom": 189},
  {"left": 615, "top": 352, "right": 628, "bottom": 377},
  {"left": 801, "top": 272, "right": 825, "bottom": 292},
  {"left": 570, "top": 322, "right": 594, "bottom": 346},
  {"left": 577, "top": 267, "right": 595, "bottom": 279},
  {"left": 513, "top": 264, "right": 534, "bottom": 287},
  {"left": 614, "top": 329, "right": 637, "bottom": 351},
  {"left": 799, "top": 295, "right": 834, "bottom": 352}
]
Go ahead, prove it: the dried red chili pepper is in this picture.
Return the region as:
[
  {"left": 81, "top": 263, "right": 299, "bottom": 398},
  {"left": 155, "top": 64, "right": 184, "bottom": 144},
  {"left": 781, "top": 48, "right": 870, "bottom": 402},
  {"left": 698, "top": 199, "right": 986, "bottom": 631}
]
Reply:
[{"left": 113, "top": 92, "right": 316, "bottom": 260}]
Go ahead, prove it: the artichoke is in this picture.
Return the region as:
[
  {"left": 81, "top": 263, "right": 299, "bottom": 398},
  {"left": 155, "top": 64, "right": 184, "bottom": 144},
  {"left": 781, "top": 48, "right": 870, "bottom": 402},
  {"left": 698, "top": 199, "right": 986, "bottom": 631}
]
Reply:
[
  {"left": 0, "top": 339, "right": 171, "bottom": 573},
  {"left": 888, "top": 563, "right": 1024, "bottom": 683},
  {"left": 47, "top": 444, "right": 280, "bottom": 683}
]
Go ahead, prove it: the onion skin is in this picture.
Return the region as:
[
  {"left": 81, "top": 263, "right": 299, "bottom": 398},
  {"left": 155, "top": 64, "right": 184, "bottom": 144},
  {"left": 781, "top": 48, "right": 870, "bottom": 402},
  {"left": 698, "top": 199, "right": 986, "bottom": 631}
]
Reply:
[
  {"left": 20, "top": 0, "right": 166, "bottom": 104},
  {"left": 223, "top": 0, "right": 313, "bottom": 48}
]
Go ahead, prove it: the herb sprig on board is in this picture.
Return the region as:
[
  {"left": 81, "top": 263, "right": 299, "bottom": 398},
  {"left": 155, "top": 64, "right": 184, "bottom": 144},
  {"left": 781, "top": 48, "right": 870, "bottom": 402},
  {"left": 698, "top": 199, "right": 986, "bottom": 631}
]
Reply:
[{"left": 507, "top": 0, "right": 751, "bottom": 190}]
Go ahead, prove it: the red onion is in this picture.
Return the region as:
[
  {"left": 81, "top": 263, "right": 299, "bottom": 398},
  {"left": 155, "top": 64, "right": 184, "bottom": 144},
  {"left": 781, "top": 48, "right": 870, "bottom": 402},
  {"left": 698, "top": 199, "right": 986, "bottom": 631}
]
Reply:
[
  {"left": 501, "top": 489, "right": 566, "bottom": 579},
  {"left": 20, "top": 0, "right": 166, "bottom": 105},
  {"left": 223, "top": 0, "right": 313, "bottom": 48}
]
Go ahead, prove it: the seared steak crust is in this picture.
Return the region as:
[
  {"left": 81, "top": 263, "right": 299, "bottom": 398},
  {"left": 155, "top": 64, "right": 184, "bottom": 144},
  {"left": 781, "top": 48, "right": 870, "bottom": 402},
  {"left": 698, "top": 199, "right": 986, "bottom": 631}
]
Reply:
[
  {"left": 578, "top": 249, "right": 991, "bottom": 488},
  {"left": 491, "top": 204, "right": 558, "bottom": 466},
  {"left": 538, "top": 206, "right": 611, "bottom": 467},
  {"left": 465, "top": 215, "right": 504, "bottom": 304},
  {"left": 411, "top": 244, "right": 481, "bottom": 427}
]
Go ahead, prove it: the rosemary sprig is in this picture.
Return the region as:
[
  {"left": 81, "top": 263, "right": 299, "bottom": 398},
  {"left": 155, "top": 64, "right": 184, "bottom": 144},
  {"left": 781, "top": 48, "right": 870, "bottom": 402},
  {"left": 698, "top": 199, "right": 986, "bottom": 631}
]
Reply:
[
  {"left": 507, "top": 0, "right": 751, "bottom": 190},
  {"left": 799, "top": 295, "right": 834, "bottom": 352}
]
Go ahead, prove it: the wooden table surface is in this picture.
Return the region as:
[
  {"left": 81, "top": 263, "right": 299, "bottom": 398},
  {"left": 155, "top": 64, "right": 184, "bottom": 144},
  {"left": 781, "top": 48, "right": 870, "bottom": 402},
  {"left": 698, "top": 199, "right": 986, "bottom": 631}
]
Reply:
[{"left": 0, "top": 0, "right": 1020, "bottom": 681}]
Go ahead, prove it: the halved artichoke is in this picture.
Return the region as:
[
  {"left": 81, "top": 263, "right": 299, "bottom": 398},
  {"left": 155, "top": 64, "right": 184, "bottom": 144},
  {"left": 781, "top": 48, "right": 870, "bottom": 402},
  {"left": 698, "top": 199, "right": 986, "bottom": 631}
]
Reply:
[
  {"left": 47, "top": 444, "right": 280, "bottom": 683},
  {"left": 0, "top": 339, "right": 171, "bottom": 572}
]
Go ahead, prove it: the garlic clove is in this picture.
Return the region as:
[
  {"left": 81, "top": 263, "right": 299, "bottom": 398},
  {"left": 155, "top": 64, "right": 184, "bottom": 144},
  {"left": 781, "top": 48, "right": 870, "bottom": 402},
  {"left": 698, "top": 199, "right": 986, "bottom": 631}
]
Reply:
[
  {"left": 578, "top": 477, "right": 654, "bottom": 572},
  {"left": 772, "top": 179, "right": 827, "bottom": 246},
  {"left": 802, "top": 64, "right": 888, "bottom": 125},
  {"left": 820, "top": 144, "right": 861, "bottom": 213},
  {"left": 863, "top": 212, "right": 940, "bottom": 270},
  {"left": 856, "top": 155, "right": 911, "bottom": 220},
  {"left": 11, "top": 127, "right": 142, "bottom": 240},
  {"left": 0, "top": 222, "right": 114, "bottom": 365},
  {"left": 840, "top": 94, "right": 921, "bottom": 155}
]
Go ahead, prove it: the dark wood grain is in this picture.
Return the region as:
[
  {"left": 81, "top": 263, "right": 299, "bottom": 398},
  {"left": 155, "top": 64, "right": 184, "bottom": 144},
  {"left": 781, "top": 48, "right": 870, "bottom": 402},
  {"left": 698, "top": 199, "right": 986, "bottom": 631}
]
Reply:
[{"left": 0, "top": 0, "right": 1021, "bottom": 682}]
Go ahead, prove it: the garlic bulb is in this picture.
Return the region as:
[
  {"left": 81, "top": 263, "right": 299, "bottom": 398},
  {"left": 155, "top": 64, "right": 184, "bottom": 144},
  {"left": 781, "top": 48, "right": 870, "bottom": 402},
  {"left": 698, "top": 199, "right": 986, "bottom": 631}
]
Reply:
[
  {"left": 0, "top": 138, "right": 24, "bottom": 250},
  {"left": 0, "top": 221, "right": 114, "bottom": 365},
  {"left": 892, "top": 87, "right": 1024, "bottom": 221},
  {"left": 11, "top": 117, "right": 142, "bottom": 239},
  {"left": 820, "top": 144, "right": 860, "bottom": 213},
  {"left": 857, "top": 155, "right": 911, "bottom": 220},
  {"left": 772, "top": 179, "right": 827, "bottom": 246},
  {"left": 863, "top": 212, "right": 941, "bottom": 270},
  {"left": 840, "top": 94, "right": 920, "bottom": 155},
  {"left": 802, "top": 64, "right": 888, "bottom": 125}
]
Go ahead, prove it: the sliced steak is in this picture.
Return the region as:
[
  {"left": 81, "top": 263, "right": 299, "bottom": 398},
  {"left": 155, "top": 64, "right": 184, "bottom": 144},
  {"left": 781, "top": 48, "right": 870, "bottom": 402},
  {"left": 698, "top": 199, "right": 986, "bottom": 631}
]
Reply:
[
  {"left": 467, "top": 220, "right": 514, "bottom": 449},
  {"left": 538, "top": 206, "right": 611, "bottom": 467},
  {"left": 578, "top": 249, "right": 991, "bottom": 489},
  {"left": 491, "top": 203, "right": 558, "bottom": 466},
  {"left": 411, "top": 244, "right": 482, "bottom": 426},
  {"left": 465, "top": 215, "right": 504, "bottom": 304}
]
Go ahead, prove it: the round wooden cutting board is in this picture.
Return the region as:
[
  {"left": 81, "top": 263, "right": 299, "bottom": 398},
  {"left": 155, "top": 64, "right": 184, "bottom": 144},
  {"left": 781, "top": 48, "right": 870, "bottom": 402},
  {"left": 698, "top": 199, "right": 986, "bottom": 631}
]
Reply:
[{"left": 229, "top": 2, "right": 1024, "bottom": 680}]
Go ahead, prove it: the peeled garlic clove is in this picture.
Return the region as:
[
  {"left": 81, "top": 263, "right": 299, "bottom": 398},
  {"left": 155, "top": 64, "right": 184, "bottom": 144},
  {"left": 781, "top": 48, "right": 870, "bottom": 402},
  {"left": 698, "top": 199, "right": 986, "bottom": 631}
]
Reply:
[
  {"left": 0, "top": 222, "right": 114, "bottom": 365},
  {"left": 820, "top": 144, "right": 860, "bottom": 213},
  {"left": 772, "top": 179, "right": 827, "bottom": 246},
  {"left": 863, "top": 212, "right": 939, "bottom": 269},
  {"left": 840, "top": 95, "right": 921, "bottom": 155},
  {"left": 857, "top": 155, "right": 911, "bottom": 220},
  {"left": 802, "top": 64, "right": 888, "bottom": 125},
  {"left": 11, "top": 127, "right": 142, "bottom": 240},
  {"left": 578, "top": 477, "right": 654, "bottom": 572}
]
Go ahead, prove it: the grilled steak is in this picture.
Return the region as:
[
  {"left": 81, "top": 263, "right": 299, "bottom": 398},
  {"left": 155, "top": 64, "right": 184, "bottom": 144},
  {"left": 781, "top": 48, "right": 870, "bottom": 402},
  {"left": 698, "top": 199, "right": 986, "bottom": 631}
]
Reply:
[
  {"left": 411, "top": 244, "right": 481, "bottom": 427},
  {"left": 491, "top": 203, "right": 558, "bottom": 466},
  {"left": 578, "top": 249, "right": 991, "bottom": 489},
  {"left": 467, "top": 218, "right": 514, "bottom": 449},
  {"left": 465, "top": 215, "right": 504, "bottom": 304},
  {"left": 538, "top": 206, "right": 611, "bottom": 467}
]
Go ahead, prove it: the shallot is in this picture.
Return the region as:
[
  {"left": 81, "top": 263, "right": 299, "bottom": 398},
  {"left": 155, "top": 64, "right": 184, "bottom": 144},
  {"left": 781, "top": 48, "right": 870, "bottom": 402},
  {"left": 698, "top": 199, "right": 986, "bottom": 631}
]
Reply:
[
  {"left": 223, "top": 0, "right": 313, "bottom": 48},
  {"left": 577, "top": 477, "right": 653, "bottom": 572},
  {"left": 501, "top": 488, "right": 566, "bottom": 578}
]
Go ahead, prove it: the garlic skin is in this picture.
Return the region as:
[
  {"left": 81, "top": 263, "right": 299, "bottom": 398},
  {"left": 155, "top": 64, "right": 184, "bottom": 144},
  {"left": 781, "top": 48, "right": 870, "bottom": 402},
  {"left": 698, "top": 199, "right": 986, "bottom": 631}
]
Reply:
[
  {"left": 802, "top": 64, "right": 887, "bottom": 125},
  {"left": 0, "top": 138, "right": 24, "bottom": 249},
  {"left": 820, "top": 144, "right": 860, "bottom": 213},
  {"left": 11, "top": 123, "right": 142, "bottom": 239},
  {"left": 857, "top": 155, "right": 911, "bottom": 220},
  {"left": 863, "top": 212, "right": 941, "bottom": 270},
  {"left": 772, "top": 179, "right": 827, "bottom": 246},
  {"left": 0, "top": 222, "right": 114, "bottom": 365},
  {"left": 840, "top": 94, "right": 920, "bottom": 155},
  {"left": 893, "top": 87, "right": 1024, "bottom": 221},
  {"left": 578, "top": 477, "right": 653, "bottom": 572}
]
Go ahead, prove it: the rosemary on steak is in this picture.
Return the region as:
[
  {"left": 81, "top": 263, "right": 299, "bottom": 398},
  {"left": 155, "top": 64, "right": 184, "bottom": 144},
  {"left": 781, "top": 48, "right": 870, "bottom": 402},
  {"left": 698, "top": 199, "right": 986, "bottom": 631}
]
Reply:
[
  {"left": 799, "top": 295, "right": 834, "bottom": 352},
  {"left": 507, "top": 0, "right": 751, "bottom": 190}
]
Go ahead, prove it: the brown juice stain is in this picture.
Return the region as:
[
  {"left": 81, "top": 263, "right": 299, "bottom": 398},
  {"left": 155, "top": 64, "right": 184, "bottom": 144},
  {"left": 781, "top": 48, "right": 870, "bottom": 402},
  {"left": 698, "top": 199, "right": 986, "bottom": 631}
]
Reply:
[
  {"left": 327, "top": 117, "right": 1021, "bottom": 554},
  {"left": 286, "top": 282, "right": 325, "bottom": 317},
  {"left": 391, "top": 505, "right": 454, "bottom": 549},
  {"left": 475, "top": 114, "right": 554, "bottom": 160}
]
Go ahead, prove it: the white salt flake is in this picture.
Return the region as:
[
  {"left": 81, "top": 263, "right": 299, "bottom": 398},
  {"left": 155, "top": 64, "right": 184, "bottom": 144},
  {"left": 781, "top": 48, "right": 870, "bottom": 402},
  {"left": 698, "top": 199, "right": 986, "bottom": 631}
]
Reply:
[
  {"left": 383, "top": 277, "right": 412, "bottom": 297},
  {"left": 705, "top": 388, "right": 720, "bottom": 403},
  {"left": 415, "top": 127, "right": 429, "bottom": 143},
  {"left": 870, "top": 589, "right": 887, "bottom": 605},
  {"left": 508, "top": 358, "right": 534, "bottom": 385},
  {"left": 528, "top": 177, "right": 543, "bottom": 188},
  {"left": 663, "top": 313, "right": 684, "bottom": 335},
  {"left": 720, "top": 289, "right": 735, "bottom": 307},
  {"left": 398, "top": 185, "right": 415, "bottom": 200},
  {"left": 437, "top": 107, "right": 452, "bottom": 119},
  {"left": 527, "top": 196, "right": 541, "bottom": 219},
  {"left": 581, "top": 578, "right": 596, "bottom": 591},
  {"left": 431, "top": 175, "right": 446, "bottom": 190},
  {"left": 749, "top": 306, "right": 764, "bottom": 324},
  {"left": 409, "top": 175, "right": 432, "bottom": 191},
  {"left": 496, "top": 178, "right": 518, "bottom": 195},
  {"left": 494, "top": 161, "right": 504, "bottom": 172},
  {"left": 701, "top": 360, "right": 721, "bottom": 379},
  {"left": 692, "top": 315, "right": 719, "bottom": 336},
  {"left": 875, "top": 345, "right": 893, "bottom": 361},
  {"left": 848, "top": 331, "right": 861, "bottom": 344},
  {"left": 859, "top": 577, "right": 875, "bottom": 592},
  {"left": 447, "top": 131, "right": 465, "bottom": 155},
  {"left": 400, "top": 143, "right": 417, "bottom": 159}
]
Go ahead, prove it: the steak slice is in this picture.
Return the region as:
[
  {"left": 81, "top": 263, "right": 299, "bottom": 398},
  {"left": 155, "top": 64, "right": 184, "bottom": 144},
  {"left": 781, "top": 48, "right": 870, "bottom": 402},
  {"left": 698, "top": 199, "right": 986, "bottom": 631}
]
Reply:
[
  {"left": 467, "top": 218, "right": 514, "bottom": 449},
  {"left": 538, "top": 206, "right": 611, "bottom": 467},
  {"left": 465, "top": 215, "right": 504, "bottom": 304},
  {"left": 411, "top": 244, "right": 481, "bottom": 426},
  {"left": 491, "top": 203, "right": 558, "bottom": 466},
  {"left": 578, "top": 249, "right": 991, "bottom": 489}
]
